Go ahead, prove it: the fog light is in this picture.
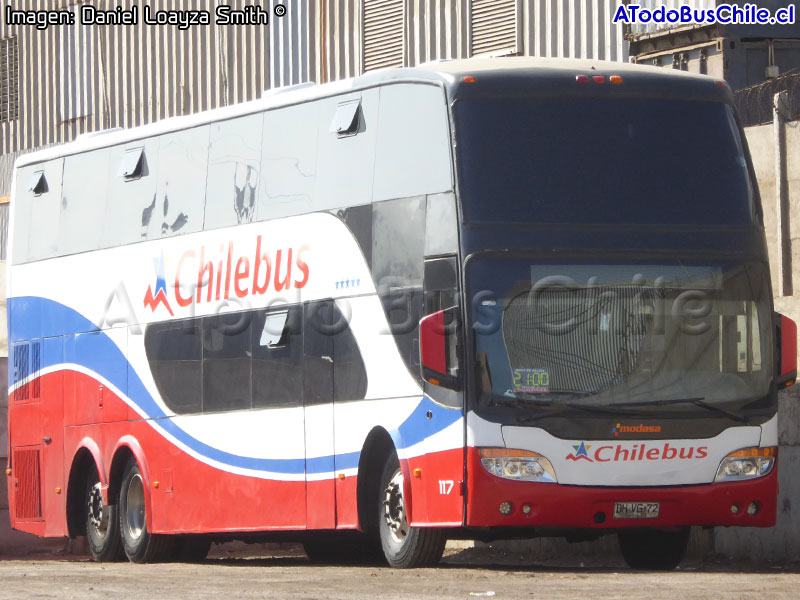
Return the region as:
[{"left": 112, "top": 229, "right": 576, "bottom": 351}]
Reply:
[
  {"left": 747, "top": 502, "right": 760, "bottom": 516},
  {"left": 522, "top": 504, "right": 531, "bottom": 515},
  {"left": 730, "top": 504, "right": 740, "bottom": 514},
  {"left": 499, "top": 501, "right": 512, "bottom": 515}
]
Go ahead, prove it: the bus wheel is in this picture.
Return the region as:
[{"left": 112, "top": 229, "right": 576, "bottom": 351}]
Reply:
[
  {"left": 618, "top": 528, "right": 690, "bottom": 570},
  {"left": 118, "top": 458, "right": 173, "bottom": 563},
  {"left": 85, "top": 471, "right": 123, "bottom": 562},
  {"left": 378, "top": 454, "right": 446, "bottom": 568}
]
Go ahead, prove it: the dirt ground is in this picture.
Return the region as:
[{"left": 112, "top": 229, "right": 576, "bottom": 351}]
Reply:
[{"left": 0, "top": 544, "right": 798, "bottom": 600}]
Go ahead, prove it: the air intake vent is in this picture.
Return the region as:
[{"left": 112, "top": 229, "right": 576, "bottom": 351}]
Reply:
[
  {"left": 13, "top": 448, "right": 42, "bottom": 520},
  {"left": 13, "top": 343, "right": 29, "bottom": 401},
  {"left": 12, "top": 342, "right": 41, "bottom": 401}
]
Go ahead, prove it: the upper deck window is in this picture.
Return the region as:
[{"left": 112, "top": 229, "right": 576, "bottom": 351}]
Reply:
[
  {"left": 27, "top": 171, "right": 47, "bottom": 196},
  {"left": 454, "top": 97, "right": 756, "bottom": 226},
  {"left": 330, "top": 99, "right": 362, "bottom": 137},
  {"left": 117, "top": 146, "right": 145, "bottom": 180}
]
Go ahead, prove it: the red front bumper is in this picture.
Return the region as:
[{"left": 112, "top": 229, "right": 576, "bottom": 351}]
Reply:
[{"left": 465, "top": 447, "right": 778, "bottom": 528}]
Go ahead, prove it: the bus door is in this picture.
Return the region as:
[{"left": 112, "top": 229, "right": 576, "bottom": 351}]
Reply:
[
  {"left": 8, "top": 337, "right": 65, "bottom": 535},
  {"left": 303, "top": 300, "right": 336, "bottom": 529},
  {"left": 418, "top": 256, "right": 466, "bottom": 525}
]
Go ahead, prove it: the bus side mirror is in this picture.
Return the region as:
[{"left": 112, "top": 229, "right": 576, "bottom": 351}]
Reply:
[
  {"left": 776, "top": 313, "right": 797, "bottom": 390},
  {"left": 419, "top": 307, "right": 461, "bottom": 391}
]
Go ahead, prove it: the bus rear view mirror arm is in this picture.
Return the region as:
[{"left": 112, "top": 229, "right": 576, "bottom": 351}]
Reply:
[
  {"left": 775, "top": 312, "right": 797, "bottom": 391},
  {"left": 419, "top": 307, "right": 462, "bottom": 391}
]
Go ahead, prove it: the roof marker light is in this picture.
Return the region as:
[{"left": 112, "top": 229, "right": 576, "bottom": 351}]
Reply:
[
  {"left": 610, "top": 75, "right": 623, "bottom": 84},
  {"left": 576, "top": 75, "right": 590, "bottom": 84},
  {"left": 592, "top": 75, "right": 605, "bottom": 83},
  {"left": 716, "top": 80, "right": 729, "bottom": 88},
  {"left": 463, "top": 75, "right": 476, "bottom": 83}
]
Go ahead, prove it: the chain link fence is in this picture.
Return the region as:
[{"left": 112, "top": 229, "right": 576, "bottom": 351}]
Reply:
[{"left": 734, "top": 69, "right": 800, "bottom": 127}]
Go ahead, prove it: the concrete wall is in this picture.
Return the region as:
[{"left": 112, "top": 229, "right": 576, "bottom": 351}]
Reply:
[{"left": 712, "top": 119, "right": 800, "bottom": 561}]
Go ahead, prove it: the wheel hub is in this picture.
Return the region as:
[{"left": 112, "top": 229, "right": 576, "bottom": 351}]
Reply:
[
  {"left": 124, "top": 473, "right": 146, "bottom": 541},
  {"left": 383, "top": 470, "right": 408, "bottom": 543},
  {"left": 87, "top": 483, "right": 107, "bottom": 532}
]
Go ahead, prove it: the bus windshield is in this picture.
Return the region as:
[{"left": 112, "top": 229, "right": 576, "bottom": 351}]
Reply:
[
  {"left": 454, "top": 97, "right": 755, "bottom": 225},
  {"left": 469, "top": 258, "right": 773, "bottom": 416}
]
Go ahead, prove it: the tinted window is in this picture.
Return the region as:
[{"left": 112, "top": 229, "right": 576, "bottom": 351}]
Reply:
[
  {"left": 304, "top": 302, "right": 334, "bottom": 405},
  {"left": 252, "top": 305, "right": 304, "bottom": 408},
  {"left": 333, "top": 315, "right": 368, "bottom": 402},
  {"left": 454, "top": 98, "right": 755, "bottom": 226},
  {"left": 145, "top": 301, "right": 367, "bottom": 415},
  {"left": 203, "top": 312, "right": 253, "bottom": 412},
  {"left": 144, "top": 320, "right": 202, "bottom": 413},
  {"left": 373, "top": 197, "right": 426, "bottom": 376}
]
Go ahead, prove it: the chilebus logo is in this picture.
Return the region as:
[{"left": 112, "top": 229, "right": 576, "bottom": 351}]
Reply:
[
  {"left": 142, "top": 238, "right": 311, "bottom": 316},
  {"left": 144, "top": 252, "right": 174, "bottom": 317},
  {"left": 566, "top": 441, "right": 708, "bottom": 463},
  {"left": 566, "top": 441, "right": 594, "bottom": 462}
]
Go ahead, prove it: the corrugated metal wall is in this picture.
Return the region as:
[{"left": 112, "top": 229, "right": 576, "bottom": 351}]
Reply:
[
  {"left": 0, "top": 0, "right": 320, "bottom": 156},
  {"left": 627, "top": 0, "right": 717, "bottom": 36},
  {"left": 0, "top": 0, "right": 628, "bottom": 160},
  {"left": 406, "top": 0, "right": 469, "bottom": 65},
  {"left": 406, "top": 0, "right": 627, "bottom": 66},
  {"left": 364, "top": 0, "right": 404, "bottom": 71}
]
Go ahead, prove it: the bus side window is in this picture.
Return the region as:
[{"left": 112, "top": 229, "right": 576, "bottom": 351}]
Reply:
[
  {"left": 144, "top": 319, "right": 203, "bottom": 415},
  {"left": 422, "top": 256, "right": 463, "bottom": 407},
  {"left": 252, "top": 305, "right": 304, "bottom": 408},
  {"left": 424, "top": 256, "right": 458, "bottom": 315},
  {"left": 202, "top": 312, "right": 253, "bottom": 413}
]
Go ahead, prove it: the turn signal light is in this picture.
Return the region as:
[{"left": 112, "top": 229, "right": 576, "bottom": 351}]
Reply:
[{"left": 610, "top": 75, "right": 624, "bottom": 84}]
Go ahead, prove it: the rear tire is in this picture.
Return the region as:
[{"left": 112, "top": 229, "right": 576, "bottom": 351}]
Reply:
[
  {"left": 618, "top": 528, "right": 690, "bottom": 570},
  {"left": 378, "top": 454, "right": 446, "bottom": 568},
  {"left": 118, "top": 457, "right": 173, "bottom": 563},
  {"left": 85, "top": 469, "right": 123, "bottom": 562}
]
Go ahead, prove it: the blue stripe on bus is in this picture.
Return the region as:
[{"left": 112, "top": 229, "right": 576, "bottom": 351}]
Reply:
[{"left": 8, "top": 296, "right": 462, "bottom": 476}]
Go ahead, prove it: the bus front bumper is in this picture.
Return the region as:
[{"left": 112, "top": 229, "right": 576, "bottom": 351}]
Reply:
[{"left": 465, "top": 448, "right": 778, "bottom": 529}]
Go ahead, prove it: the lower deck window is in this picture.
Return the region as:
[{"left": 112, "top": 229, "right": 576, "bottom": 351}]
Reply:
[{"left": 144, "top": 301, "right": 367, "bottom": 415}]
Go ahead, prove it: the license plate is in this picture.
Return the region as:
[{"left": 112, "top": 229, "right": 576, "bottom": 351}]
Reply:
[{"left": 613, "top": 502, "right": 660, "bottom": 519}]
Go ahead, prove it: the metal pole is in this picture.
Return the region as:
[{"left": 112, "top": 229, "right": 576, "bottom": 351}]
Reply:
[{"left": 774, "top": 90, "right": 792, "bottom": 296}]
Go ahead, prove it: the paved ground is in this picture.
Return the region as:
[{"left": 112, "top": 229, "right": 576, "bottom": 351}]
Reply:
[{"left": 1, "top": 545, "right": 798, "bottom": 600}]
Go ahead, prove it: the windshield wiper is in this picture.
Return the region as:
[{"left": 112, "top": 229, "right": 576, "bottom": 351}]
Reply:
[{"left": 609, "top": 397, "right": 750, "bottom": 424}]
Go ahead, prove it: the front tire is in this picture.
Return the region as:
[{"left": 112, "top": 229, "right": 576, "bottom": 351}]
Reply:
[
  {"left": 618, "top": 528, "right": 690, "bottom": 570},
  {"left": 85, "top": 469, "right": 123, "bottom": 562},
  {"left": 118, "top": 457, "right": 173, "bottom": 563},
  {"left": 378, "top": 454, "right": 446, "bottom": 568}
]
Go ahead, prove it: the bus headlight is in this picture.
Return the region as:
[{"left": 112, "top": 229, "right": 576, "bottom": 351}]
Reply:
[
  {"left": 479, "top": 448, "right": 557, "bottom": 483},
  {"left": 714, "top": 447, "right": 776, "bottom": 482}
]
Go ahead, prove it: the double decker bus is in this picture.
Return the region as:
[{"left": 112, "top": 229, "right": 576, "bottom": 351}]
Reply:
[{"left": 6, "top": 58, "right": 796, "bottom": 570}]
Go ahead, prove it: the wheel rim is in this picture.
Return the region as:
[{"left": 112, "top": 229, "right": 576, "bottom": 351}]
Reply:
[
  {"left": 383, "top": 468, "right": 408, "bottom": 544},
  {"left": 124, "top": 474, "right": 146, "bottom": 541},
  {"left": 87, "top": 482, "right": 109, "bottom": 538}
]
